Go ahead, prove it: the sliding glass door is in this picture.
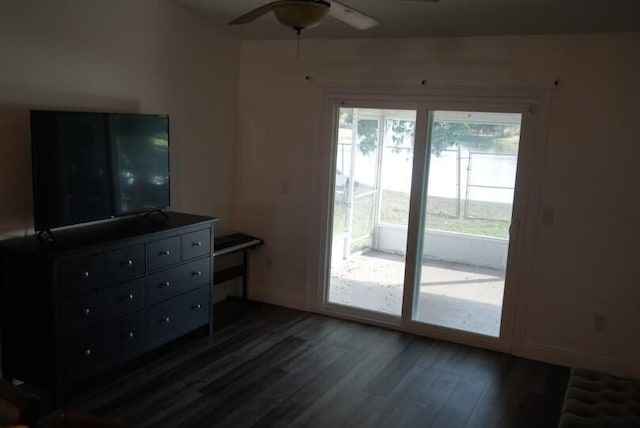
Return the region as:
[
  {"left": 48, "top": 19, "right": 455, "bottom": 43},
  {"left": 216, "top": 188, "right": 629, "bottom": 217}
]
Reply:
[
  {"left": 322, "top": 96, "right": 536, "bottom": 350},
  {"left": 328, "top": 107, "right": 417, "bottom": 317},
  {"left": 412, "top": 111, "right": 523, "bottom": 337}
]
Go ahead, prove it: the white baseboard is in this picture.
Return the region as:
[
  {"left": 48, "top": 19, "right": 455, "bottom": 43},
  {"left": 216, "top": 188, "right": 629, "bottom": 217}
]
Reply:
[{"left": 517, "top": 340, "right": 640, "bottom": 380}]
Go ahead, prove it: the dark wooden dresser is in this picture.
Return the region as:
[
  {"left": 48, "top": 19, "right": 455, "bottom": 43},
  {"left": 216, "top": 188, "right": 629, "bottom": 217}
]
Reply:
[{"left": 0, "top": 211, "right": 216, "bottom": 403}]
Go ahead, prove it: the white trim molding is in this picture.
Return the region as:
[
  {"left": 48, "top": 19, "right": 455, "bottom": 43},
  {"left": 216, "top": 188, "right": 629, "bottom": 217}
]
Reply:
[
  {"left": 307, "top": 84, "right": 552, "bottom": 357},
  {"left": 519, "top": 340, "right": 640, "bottom": 380}
]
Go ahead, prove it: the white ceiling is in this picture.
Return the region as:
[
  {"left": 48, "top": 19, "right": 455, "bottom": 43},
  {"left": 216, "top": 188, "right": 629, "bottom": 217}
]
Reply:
[{"left": 178, "top": 0, "right": 640, "bottom": 40}]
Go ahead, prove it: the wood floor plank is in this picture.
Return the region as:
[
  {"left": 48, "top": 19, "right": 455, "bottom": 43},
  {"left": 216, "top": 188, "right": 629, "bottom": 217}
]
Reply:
[
  {"left": 350, "top": 365, "right": 438, "bottom": 427},
  {"left": 166, "top": 336, "right": 308, "bottom": 426},
  {"left": 214, "top": 344, "right": 348, "bottom": 427},
  {"left": 430, "top": 376, "right": 488, "bottom": 428},
  {"left": 363, "top": 337, "right": 434, "bottom": 397},
  {"left": 397, "top": 368, "right": 461, "bottom": 427},
  {"left": 251, "top": 348, "right": 378, "bottom": 427},
  {"left": 62, "top": 300, "right": 569, "bottom": 428},
  {"left": 199, "top": 336, "right": 307, "bottom": 396},
  {"left": 86, "top": 327, "right": 273, "bottom": 415}
]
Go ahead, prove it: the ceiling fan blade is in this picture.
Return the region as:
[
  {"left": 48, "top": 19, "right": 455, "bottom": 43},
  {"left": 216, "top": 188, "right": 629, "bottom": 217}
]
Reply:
[
  {"left": 229, "top": 3, "right": 275, "bottom": 25},
  {"left": 328, "top": 0, "right": 380, "bottom": 30},
  {"left": 359, "top": 0, "right": 439, "bottom": 2}
]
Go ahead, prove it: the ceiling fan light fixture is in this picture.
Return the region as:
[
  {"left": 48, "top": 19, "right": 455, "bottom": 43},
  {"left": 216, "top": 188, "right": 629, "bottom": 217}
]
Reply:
[{"left": 272, "top": 1, "right": 330, "bottom": 31}]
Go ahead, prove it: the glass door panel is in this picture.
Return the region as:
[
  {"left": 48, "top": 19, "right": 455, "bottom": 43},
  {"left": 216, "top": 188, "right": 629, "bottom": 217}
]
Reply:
[
  {"left": 328, "top": 108, "right": 416, "bottom": 316},
  {"left": 413, "top": 111, "right": 522, "bottom": 337}
]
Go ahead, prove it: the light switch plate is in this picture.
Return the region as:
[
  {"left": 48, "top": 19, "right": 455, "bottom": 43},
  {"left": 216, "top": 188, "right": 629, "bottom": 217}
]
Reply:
[{"left": 541, "top": 207, "right": 554, "bottom": 225}]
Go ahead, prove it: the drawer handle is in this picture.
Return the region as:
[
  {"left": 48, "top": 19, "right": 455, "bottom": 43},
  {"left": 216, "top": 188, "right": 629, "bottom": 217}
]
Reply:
[
  {"left": 128, "top": 331, "right": 135, "bottom": 339},
  {"left": 160, "top": 281, "right": 170, "bottom": 288},
  {"left": 83, "top": 308, "right": 91, "bottom": 316},
  {"left": 128, "top": 293, "right": 134, "bottom": 300},
  {"left": 193, "top": 304, "right": 202, "bottom": 310},
  {"left": 192, "top": 241, "right": 202, "bottom": 248},
  {"left": 192, "top": 271, "right": 202, "bottom": 277},
  {"left": 84, "top": 349, "right": 91, "bottom": 357},
  {"left": 124, "top": 259, "right": 133, "bottom": 267},
  {"left": 81, "top": 271, "right": 90, "bottom": 279},
  {"left": 159, "top": 250, "right": 171, "bottom": 256},
  {"left": 163, "top": 317, "right": 171, "bottom": 323}
]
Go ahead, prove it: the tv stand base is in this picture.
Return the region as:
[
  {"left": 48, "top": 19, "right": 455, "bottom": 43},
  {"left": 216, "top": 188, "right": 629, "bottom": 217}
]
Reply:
[
  {"left": 144, "top": 209, "right": 169, "bottom": 220},
  {"left": 36, "top": 229, "right": 55, "bottom": 243}
]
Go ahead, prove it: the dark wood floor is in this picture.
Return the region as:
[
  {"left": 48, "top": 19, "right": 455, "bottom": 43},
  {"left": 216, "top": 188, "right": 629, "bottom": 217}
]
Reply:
[{"left": 67, "top": 300, "right": 569, "bottom": 428}]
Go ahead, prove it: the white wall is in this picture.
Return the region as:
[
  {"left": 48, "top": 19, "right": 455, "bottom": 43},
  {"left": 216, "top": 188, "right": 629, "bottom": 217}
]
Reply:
[
  {"left": 0, "top": 0, "right": 239, "bottom": 237},
  {"left": 236, "top": 33, "right": 640, "bottom": 377}
]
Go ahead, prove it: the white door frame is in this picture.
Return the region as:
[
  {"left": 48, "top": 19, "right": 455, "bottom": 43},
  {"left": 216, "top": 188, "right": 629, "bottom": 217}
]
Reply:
[{"left": 307, "top": 86, "right": 550, "bottom": 354}]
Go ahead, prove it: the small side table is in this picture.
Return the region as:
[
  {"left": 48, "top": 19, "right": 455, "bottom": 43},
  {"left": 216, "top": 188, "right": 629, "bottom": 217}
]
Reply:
[{"left": 213, "top": 233, "right": 263, "bottom": 299}]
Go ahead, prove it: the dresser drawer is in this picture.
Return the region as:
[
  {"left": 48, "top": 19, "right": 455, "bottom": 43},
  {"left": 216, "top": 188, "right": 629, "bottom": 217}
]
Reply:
[
  {"left": 62, "top": 310, "right": 145, "bottom": 380},
  {"left": 61, "top": 278, "right": 145, "bottom": 334},
  {"left": 182, "top": 229, "right": 211, "bottom": 261},
  {"left": 147, "top": 257, "right": 211, "bottom": 305},
  {"left": 148, "top": 236, "right": 181, "bottom": 271},
  {"left": 59, "top": 254, "right": 105, "bottom": 297},
  {"left": 147, "top": 286, "right": 209, "bottom": 349},
  {"left": 106, "top": 244, "right": 145, "bottom": 283}
]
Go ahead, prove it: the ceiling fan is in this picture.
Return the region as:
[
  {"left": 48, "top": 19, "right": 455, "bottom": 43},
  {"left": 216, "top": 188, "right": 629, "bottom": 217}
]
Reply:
[{"left": 229, "top": 0, "right": 439, "bottom": 35}]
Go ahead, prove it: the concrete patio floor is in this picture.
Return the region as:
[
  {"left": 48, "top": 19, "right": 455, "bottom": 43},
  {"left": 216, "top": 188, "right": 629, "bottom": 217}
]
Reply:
[{"left": 328, "top": 251, "right": 505, "bottom": 337}]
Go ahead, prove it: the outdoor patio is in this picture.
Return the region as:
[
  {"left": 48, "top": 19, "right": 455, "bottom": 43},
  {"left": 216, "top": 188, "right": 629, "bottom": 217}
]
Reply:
[{"left": 329, "top": 251, "right": 505, "bottom": 337}]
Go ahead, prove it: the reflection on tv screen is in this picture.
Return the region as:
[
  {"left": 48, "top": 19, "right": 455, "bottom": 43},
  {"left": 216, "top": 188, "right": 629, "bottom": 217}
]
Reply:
[{"left": 30, "top": 111, "right": 170, "bottom": 231}]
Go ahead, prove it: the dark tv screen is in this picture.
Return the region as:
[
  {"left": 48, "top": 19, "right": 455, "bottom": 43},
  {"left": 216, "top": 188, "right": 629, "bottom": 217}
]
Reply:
[{"left": 31, "top": 110, "right": 170, "bottom": 231}]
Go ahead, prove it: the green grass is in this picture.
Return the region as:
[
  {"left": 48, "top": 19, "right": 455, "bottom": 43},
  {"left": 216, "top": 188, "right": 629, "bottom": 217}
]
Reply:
[
  {"left": 333, "top": 190, "right": 511, "bottom": 239},
  {"left": 425, "top": 216, "right": 510, "bottom": 238},
  {"left": 381, "top": 190, "right": 511, "bottom": 238}
]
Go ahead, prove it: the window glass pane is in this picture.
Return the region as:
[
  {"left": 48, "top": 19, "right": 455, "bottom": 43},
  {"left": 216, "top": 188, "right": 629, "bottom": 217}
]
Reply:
[
  {"left": 329, "top": 108, "right": 416, "bottom": 316},
  {"left": 414, "top": 111, "right": 522, "bottom": 337}
]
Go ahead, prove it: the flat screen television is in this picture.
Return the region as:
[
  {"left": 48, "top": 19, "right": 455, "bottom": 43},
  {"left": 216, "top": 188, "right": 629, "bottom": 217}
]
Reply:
[{"left": 30, "top": 110, "right": 170, "bottom": 232}]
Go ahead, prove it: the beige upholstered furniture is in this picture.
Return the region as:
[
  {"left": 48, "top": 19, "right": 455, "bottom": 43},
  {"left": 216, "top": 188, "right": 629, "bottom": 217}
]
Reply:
[{"left": 559, "top": 368, "right": 640, "bottom": 428}]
